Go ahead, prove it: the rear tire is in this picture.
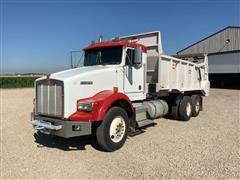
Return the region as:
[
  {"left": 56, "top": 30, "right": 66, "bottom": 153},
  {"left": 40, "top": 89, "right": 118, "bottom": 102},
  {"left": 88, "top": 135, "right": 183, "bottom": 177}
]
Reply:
[
  {"left": 191, "top": 95, "right": 201, "bottom": 117},
  {"left": 171, "top": 94, "right": 183, "bottom": 120},
  {"left": 96, "top": 107, "right": 129, "bottom": 152},
  {"left": 179, "top": 96, "right": 192, "bottom": 121}
]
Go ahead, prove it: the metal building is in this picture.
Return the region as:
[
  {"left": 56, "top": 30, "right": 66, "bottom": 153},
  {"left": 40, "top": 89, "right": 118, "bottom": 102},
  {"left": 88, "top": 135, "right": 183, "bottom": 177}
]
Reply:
[{"left": 177, "top": 26, "right": 240, "bottom": 88}]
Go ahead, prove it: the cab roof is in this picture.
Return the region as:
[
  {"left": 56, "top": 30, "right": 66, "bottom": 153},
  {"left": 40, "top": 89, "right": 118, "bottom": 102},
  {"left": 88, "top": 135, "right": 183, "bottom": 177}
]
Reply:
[{"left": 83, "top": 41, "right": 147, "bottom": 53}]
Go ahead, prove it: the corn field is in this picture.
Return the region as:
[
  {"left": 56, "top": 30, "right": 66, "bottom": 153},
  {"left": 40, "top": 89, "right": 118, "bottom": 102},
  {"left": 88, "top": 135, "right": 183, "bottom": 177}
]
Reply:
[{"left": 0, "top": 76, "right": 42, "bottom": 88}]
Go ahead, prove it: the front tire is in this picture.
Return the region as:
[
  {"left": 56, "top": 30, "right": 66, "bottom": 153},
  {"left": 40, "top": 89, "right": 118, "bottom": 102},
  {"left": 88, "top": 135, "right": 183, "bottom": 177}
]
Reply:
[{"left": 96, "top": 107, "right": 129, "bottom": 152}]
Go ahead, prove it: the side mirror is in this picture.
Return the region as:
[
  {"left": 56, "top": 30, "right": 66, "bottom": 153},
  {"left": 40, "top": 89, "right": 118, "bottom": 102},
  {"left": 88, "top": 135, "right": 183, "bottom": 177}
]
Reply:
[{"left": 133, "top": 46, "right": 142, "bottom": 66}]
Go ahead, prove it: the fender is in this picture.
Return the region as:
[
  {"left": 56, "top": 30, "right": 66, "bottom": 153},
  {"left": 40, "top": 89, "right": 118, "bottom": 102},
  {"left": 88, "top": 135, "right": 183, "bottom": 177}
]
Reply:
[{"left": 68, "top": 90, "right": 133, "bottom": 122}]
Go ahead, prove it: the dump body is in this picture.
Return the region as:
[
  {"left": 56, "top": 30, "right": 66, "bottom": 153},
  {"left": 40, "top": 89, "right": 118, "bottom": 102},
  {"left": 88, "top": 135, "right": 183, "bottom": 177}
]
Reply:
[
  {"left": 120, "top": 31, "right": 209, "bottom": 96},
  {"left": 147, "top": 54, "right": 209, "bottom": 95}
]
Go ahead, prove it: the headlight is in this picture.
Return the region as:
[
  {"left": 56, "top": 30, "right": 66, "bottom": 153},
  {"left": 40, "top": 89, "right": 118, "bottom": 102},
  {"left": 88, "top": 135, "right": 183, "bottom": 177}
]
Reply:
[{"left": 77, "top": 102, "right": 93, "bottom": 112}]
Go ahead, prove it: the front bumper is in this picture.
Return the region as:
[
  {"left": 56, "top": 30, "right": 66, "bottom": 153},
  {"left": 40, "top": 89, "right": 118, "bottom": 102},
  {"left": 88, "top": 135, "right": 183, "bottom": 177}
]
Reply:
[{"left": 31, "top": 114, "right": 92, "bottom": 138}]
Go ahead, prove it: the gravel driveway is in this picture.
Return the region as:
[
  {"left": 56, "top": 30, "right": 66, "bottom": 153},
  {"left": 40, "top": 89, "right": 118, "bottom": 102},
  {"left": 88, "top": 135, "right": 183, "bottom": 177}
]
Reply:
[{"left": 1, "top": 88, "right": 239, "bottom": 179}]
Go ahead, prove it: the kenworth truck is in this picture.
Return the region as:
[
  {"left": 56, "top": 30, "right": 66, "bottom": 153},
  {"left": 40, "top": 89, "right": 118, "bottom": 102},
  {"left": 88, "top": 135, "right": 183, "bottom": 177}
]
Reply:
[{"left": 31, "top": 31, "right": 210, "bottom": 152}]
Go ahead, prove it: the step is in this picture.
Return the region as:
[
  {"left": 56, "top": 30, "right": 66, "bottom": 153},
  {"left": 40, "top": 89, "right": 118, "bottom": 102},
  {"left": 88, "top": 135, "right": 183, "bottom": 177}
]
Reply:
[
  {"left": 133, "top": 103, "right": 148, "bottom": 113},
  {"left": 137, "top": 119, "right": 155, "bottom": 128}
]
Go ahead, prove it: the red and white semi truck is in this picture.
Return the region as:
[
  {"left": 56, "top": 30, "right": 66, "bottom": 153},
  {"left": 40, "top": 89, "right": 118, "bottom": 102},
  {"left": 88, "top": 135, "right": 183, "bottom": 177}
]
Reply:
[{"left": 31, "top": 31, "right": 210, "bottom": 151}]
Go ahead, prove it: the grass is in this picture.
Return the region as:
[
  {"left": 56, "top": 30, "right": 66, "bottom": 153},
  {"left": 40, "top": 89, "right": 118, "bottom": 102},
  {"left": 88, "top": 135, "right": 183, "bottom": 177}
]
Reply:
[{"left": 0, "top": 76, "right": 43, "bottom": 88}]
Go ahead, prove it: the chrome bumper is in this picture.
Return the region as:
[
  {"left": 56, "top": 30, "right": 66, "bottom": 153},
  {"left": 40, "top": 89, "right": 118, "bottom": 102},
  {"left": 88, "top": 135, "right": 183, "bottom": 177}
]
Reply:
[{"left": 31, "top": 114, "right": 92, "bottom": 138}]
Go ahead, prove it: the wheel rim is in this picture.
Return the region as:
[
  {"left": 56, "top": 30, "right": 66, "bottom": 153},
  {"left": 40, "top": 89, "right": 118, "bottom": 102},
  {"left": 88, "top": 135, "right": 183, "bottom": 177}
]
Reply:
[
  {"left": 186, "top": 102, "right": 191, "bottom": 116},
  {"left": 109, "top": 116, "right": 126, "bottom": 143},
  {"left": 195, "top": 100, "right": 200, "bottom": 113}
]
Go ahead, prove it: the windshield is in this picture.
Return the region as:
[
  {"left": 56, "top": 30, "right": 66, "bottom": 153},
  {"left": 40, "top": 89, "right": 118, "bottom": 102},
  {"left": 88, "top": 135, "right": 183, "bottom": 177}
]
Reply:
[{"left": 84, "top": 46, "right": 122, "bottom": 66}]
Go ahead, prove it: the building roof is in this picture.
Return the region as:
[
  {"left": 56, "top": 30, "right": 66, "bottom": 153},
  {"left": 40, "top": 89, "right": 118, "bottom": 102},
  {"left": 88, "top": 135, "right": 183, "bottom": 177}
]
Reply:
[{"left": 177, "top": 26, "right": 240, "bottom": 55}]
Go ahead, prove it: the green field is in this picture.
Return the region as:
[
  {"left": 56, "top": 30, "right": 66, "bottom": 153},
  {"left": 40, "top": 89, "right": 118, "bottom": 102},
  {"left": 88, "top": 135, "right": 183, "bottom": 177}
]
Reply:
[{"left": 0, "top": 76, "right": 43, "bottom": 88}]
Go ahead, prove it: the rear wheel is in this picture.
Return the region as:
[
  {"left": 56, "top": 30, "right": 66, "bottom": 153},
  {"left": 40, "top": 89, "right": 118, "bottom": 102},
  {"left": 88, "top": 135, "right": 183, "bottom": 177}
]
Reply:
[
  {"left": 96, "top": 107, "right": 129, "bottom": 152},
  {"left": 179, "top": 96, "right": 192, "bottom": 121},
  {"left": 171, "top": 94, "right": 183, "bottom": 120},
  {"left": 191, "top": 95, "right": 201, "bottom": 117}
]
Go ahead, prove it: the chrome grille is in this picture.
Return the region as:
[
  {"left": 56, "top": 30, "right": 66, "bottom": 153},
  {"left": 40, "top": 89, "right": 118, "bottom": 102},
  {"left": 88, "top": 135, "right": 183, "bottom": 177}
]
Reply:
[{"left": 36, "top": 79, "right": 64, "bottom": 118}]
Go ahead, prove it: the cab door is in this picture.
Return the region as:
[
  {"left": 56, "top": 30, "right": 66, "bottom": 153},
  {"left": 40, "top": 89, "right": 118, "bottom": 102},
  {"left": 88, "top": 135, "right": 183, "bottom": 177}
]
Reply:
[{"left": 123, "top": 48, "right": 145, "bottom": 95}]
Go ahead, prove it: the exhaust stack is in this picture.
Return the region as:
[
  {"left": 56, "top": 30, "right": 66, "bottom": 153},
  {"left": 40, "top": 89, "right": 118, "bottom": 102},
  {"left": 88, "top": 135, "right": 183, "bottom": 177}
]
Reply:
[{"left": 99, "top": 35, "right": 103, "bottom": 43}]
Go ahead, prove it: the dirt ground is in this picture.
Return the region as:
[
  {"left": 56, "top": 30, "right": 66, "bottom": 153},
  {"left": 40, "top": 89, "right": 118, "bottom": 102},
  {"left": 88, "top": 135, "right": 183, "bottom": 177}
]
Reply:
[{"left": 1, "top": 88, "right": 239, "bottom": 179}]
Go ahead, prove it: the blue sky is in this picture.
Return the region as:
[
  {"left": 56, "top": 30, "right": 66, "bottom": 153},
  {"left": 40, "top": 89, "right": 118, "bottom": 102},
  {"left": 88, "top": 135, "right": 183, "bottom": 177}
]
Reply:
[{"left": 1, "top": 0, "right": 239, "bottom": 73}]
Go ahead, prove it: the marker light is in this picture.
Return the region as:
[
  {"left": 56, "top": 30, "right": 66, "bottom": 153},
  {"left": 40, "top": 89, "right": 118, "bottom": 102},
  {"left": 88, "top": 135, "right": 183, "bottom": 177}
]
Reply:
[{"left": 113, "top": 87, "right": 118, "bottom": 93}]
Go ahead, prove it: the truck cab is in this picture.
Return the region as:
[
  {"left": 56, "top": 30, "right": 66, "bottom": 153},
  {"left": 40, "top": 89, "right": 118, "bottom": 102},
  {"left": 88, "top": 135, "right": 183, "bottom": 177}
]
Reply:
[{"left": 82, "top": 40, "right": 147, "bottom": 100}]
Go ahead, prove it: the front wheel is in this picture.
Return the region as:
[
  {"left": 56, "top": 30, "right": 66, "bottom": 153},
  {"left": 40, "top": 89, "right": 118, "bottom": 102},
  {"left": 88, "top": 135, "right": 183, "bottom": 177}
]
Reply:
[{"left": 96, "top": 107, "right": 129, "bottom": 152}]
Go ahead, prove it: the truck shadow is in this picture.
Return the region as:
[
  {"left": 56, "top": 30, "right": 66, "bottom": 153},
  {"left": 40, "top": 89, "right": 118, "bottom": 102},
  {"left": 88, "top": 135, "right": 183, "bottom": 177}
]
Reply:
[
  {"left": 33, "top": 123, "right": 158, "bottom": 151},
  {"left": 33, "top": 133, "right": 102, "bottom": 151}
]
